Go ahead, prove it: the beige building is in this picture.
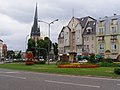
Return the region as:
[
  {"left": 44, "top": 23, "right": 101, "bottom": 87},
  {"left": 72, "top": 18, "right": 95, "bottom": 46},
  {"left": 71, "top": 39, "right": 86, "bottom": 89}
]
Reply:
[
  {"left": 96, "top": 14, "right": 120, "bottom": 60},
  {"left": 58, "top": 16, "right": 96, "bottom": 62}
]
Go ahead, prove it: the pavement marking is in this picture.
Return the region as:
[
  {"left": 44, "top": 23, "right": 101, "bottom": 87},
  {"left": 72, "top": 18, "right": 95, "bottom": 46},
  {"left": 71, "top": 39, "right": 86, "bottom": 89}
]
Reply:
[
  {"left": 0, "top": 74, "right": 26, "bottom": 80},
  {"left": 0, "top": 71, "right": 19, "bottom": 74},
  {"left": 44, "top": 80, "right": 100, "bottom": 88},
  {"left": 5, "top": 72, "right": 19, "bottom": 74},
  {"left": 117, "top": 84, "right": 120, "bottom": 86},
  {"left": 27, "top": 72, "right": 120, "bottom": 82}
]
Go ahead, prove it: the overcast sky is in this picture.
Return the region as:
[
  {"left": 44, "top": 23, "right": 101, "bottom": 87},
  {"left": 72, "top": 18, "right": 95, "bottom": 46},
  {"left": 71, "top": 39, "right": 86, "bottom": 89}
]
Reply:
[{"left": 0, "top": 0, "right": 120, "bottom": 52}]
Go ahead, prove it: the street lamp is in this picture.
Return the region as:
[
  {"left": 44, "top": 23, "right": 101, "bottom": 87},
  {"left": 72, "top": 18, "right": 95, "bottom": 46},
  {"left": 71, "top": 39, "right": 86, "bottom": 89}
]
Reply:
[
  {"left": 38, "top": 19, "right": 58, "bottom": 65},
  {"left": 25, "top": 35, "right": 29, "bottom": 52}
]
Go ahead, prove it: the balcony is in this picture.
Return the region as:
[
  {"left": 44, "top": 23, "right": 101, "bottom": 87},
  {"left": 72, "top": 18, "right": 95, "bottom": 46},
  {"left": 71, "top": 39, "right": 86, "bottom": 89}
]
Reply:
[
  {"left": 110, "top": 36, "right": 117, "bottom": 43},
  {"left": 98, "top": 39, "right": 104, "bottom": 43},
  {"left": 110, "top": 38, "right": 117, "bottom": 43},
  {"left": 111, "top": 49, "right": 118, "bottom": 54},
  {"left": 99, "top": 49, "right": 104, "bottom": 53}
]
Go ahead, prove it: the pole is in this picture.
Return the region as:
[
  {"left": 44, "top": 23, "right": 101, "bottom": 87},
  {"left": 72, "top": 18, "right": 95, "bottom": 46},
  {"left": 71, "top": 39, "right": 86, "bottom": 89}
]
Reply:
[
  {"left": 25, "top": 35, "right": 29, "bottom": 52},
  {"left": 48, "top": 24, "right": 50, "bottom": 65},
  {"left": 38, "top": 19, "right": 58, "bottom": 65}
]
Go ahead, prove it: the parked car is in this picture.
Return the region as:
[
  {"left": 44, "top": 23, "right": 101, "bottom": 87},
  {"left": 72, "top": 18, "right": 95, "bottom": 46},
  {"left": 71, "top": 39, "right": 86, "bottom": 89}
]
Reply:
[{"left": 78, "top": 59, "right": 88, "bottom": 63}]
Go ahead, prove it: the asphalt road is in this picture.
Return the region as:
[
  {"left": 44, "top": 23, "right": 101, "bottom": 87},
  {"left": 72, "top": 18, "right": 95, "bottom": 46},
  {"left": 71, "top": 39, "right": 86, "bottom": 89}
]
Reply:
[{"left": 0, "top": 68, "right": 120, "bottom": 90}]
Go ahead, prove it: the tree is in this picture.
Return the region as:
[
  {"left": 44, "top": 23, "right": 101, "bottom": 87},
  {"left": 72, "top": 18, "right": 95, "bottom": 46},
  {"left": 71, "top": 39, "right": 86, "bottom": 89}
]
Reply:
[
  {"left": 27, "top": 38, "right": 36, "bottom": 57},
  {"left": 7, "top": 50, "right": 15, "bottom": 59},
  {"left": 53, "top": 42, "right": 58, "bottom": 60},
  {"left": 27, "top": 37, "right": 52, "bottom": 60},
  {"left": 16, "top": 50, "right": 22, "bottom": 59}
]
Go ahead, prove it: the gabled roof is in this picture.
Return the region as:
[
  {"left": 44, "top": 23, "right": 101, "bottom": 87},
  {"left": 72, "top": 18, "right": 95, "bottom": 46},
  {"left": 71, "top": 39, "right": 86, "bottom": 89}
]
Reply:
[
  {"left": 58, "top": 27, "right": 65, "bottom": 39},
  {"left": 83, "top": 21, "right": 96, "bottom": 35},
  {"left": 76, "top": 16, "right": 96, "bottom": 28},
  {"left": 58, "top": 26, "right": 71, "bottom": 39},
  {"left": 0, "top": 39, "right": 3, "bottom": 42}
]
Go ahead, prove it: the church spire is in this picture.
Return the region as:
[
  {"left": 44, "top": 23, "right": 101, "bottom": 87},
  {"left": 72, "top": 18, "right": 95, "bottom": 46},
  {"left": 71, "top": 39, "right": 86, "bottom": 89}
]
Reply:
[
  {"left": 30, "top": 4, "right": 40, "bottom": 42},
  {"left": 34, "top": 3, "right": 38, "bottom": 21}
]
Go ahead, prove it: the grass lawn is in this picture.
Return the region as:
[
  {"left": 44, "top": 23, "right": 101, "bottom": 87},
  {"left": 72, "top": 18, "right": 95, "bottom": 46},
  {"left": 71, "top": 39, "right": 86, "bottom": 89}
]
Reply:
[{"left": 0, "top": 63, "right": 120, "bottom": 78}]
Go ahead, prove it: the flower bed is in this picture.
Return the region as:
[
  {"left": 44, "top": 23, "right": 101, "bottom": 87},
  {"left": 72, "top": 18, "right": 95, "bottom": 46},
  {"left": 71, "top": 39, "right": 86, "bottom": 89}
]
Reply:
[
  {"left": 58, "top": 63, "right": 99, "bottom": 68},
  {"left": 25, "top": 60, "right": 34, "bottom": 65},
  {"left": 25, "top": 51, "right": 34, "bottom": 65}
]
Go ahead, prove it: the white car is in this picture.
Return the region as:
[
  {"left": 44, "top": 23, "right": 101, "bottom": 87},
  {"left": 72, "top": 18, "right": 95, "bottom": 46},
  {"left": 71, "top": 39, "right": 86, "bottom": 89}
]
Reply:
[{"left": 78, "top": 59, "right": 88, "bottom": 63}]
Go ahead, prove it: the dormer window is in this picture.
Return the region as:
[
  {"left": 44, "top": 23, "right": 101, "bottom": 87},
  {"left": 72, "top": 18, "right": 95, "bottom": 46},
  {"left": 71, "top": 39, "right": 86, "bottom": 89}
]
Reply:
[
  {"left": 93, "top": 22, "right": 96, "bottom": 25},
  {"left": 111, "top": 19, "right": 118, "bottom": 25},
  {"left": 99, "top": 20, "right": 104, "bottom": 27},
  {"left": 86, "top": 27, "right": 92, "bottom": 33},
  {"left": 82, "top": 18, "right": 84, "bottom": 21}
]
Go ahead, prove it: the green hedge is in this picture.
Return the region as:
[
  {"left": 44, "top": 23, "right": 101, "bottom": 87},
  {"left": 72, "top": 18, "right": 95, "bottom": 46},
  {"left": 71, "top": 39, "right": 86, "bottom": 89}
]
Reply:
[
  {"left": 34, "top": 61, "right": 45, "bottom": 64},
  {"left": 114, "top": 68, "right": 120, "bottom": 75},
  {"left": 99, "top": 62, "right": 120, "bottom": 67},
  {"left": 13, "top": 60, "right": 25, "bottom": 63}
]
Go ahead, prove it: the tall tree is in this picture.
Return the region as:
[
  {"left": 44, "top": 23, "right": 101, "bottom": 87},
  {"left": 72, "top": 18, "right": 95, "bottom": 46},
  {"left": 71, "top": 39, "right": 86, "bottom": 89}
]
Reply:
[
  {"left": 27, "top": 38, "right": 36, "bottom": 56},
  {"left": 7, "top": 50, "right": 15, "bottom": 59},
  {"left": 27, "top": 37, "right": 52, "bottom": 60},
  {"left": 53, "top": 42, "right": 58, "bottom": 60}
]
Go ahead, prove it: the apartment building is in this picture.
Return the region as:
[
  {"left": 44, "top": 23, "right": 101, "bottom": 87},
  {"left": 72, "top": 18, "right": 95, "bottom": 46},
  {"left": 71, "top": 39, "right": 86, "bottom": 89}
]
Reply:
[
  {"left": 58, "top": 16, "right": 96, "bottom": 62},
  {"left": 0, "top": 39, "right": 3, "bottom": 59},
  {"left": 96, "top": 14, "right": 120, "bottom": 59}
]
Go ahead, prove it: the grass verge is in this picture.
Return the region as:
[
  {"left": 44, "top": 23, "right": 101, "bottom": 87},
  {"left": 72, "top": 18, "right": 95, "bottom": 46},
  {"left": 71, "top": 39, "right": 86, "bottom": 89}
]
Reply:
[{"left": 0, "top": 63, "right": 120, "bottom": 78}]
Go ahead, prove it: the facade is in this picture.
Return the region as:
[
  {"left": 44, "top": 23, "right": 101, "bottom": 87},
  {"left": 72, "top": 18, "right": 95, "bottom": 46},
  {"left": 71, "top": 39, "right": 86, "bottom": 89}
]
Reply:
[
  {"left": 0, "top": 39, "right": 3, "bottom": 59},
  {"left": 2, "top": 44, "right": 7, "bottom": 59},
  {"left": 96, "top": 14, "right": 120, "bottom": 59},
  {"left": 30, "top": 4, "right": 41, "bottom": 43},
  {"left": 58, "top": 16, "right": 96, "bottom": 62}
]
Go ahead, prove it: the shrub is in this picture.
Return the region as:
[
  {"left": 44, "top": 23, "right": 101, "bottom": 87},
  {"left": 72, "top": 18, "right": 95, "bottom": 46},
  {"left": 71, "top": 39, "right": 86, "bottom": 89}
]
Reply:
[
  {"left": 34, "top": 61, "right": 45, "bottom": 64},
  {"left": 114, "top": 68, "right": 120, "bottom": 75},
  {"left": 105, "top": 58, "right": 113, "bottom": 63},
  {"left": 13, "top": 60, "right": 25, "bottom": 63},
  {"left": 99, "top": 62, "right": 120, "bottom": 67},
  {"left": 56, "top": 61, "right": 70, "bottom": 65},
  {"left": 89, "top": 53, "right": 97, "bottom": 64}
]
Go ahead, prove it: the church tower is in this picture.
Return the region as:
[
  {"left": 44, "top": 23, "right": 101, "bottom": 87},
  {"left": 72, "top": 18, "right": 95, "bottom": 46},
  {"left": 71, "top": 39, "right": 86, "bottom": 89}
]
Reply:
[{"left": 30, "top": 4, "right": 40, "bottom": 43}]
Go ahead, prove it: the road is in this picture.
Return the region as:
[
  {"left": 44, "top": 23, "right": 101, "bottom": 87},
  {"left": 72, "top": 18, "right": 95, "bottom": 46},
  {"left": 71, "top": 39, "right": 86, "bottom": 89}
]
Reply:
[{"left": 0, "top": 68, "right": 120, "bottom": 90}]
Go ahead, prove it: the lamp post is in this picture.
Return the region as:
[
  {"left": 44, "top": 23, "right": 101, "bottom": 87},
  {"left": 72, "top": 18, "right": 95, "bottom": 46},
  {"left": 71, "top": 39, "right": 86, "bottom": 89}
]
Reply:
[
  {"left": 38, "top": 19, "right": 58, "bottom": 65},
  {"left": 25, "top": 35, "right": 29, "bottom": 52}
]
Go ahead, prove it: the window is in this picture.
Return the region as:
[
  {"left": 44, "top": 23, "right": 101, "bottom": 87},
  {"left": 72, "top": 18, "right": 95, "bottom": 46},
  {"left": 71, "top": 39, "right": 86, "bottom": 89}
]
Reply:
[
  {"left": 86, "top": 27, "right": 92, "bottom": 33},
  {"left": 111, "top": 27, "right": 116, "bottom": 34},
  {"left": 91, "top": 44, "right": 94, "bottom": 48},
  {"left": 98, "top": 36, "right": 104, "bottom": 41},
  {"left": 100, "top": 44, "right": 104, "bottom": 49},
  {"left": 111, "top": 19, "right": 118, "bottom": 25},
  {"left": 84, "top": 37, "right": 86, "bottom": 41},
  {"left": 99, "top": 28, "right": 104, "bottom": 34},
  {"left": 99, "top": 20, "right": 104, "bottom": 26},
  {"left": 61, "top": 32, "right": 64, "bottom": 37},
  {"left": 87, "top": 45, "right": 89, "bottom": 49},
  {"left": 77, "top": 37, "right": 79, "bottom": 42},
  {"left": 92, "top": 36, "right": 94, "bottom": 40},
  {"left": 65, "top": 39, "right": 67, "bottom": 45},
  {"left": 87, "top": 37, "right": 89, "bottom": 41},
  {"left": 111, "top": 35, "right": 117, "bottom": 39},
  {"left": 111, "top": 44, "right": 117, "bottom": 49}
]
